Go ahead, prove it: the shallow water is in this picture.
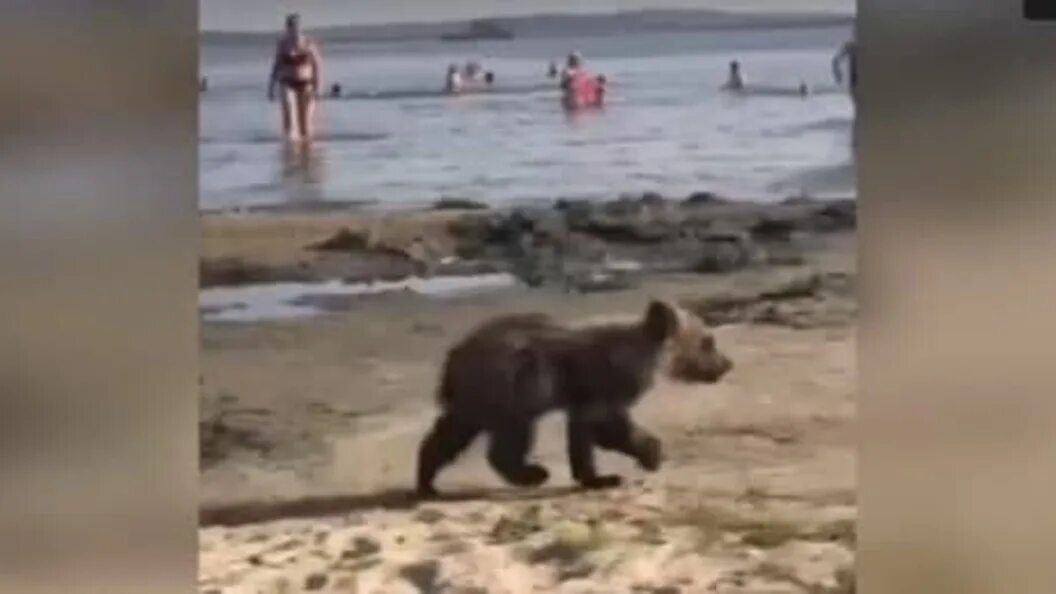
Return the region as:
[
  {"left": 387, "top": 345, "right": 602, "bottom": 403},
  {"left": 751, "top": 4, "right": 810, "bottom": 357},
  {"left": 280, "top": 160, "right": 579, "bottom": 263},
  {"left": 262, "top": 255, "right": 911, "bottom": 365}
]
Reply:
[
  {"left": 200, "top": 25, "right": 855, "bottom": 210},
  {"left": 199, "top": 273, "right": 520, "bottom": 322}
]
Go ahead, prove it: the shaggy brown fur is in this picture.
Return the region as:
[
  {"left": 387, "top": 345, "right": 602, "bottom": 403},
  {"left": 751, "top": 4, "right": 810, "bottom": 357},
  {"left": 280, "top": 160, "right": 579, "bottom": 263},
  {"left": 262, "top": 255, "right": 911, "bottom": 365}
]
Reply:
[{"left": 416, "top": 300, "right": 732, "bottom": 497}]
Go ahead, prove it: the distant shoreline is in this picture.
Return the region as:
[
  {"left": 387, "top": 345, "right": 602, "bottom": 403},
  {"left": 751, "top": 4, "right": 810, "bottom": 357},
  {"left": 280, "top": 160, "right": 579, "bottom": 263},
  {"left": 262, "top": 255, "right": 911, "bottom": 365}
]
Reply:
[{"left": 200, "top": 9, "right": 854, "bottom": 44}]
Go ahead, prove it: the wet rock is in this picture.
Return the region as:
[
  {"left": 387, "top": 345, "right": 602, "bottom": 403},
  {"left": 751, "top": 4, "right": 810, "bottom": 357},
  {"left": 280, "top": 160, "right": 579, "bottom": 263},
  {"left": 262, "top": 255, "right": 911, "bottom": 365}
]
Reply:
[
  {"left": 518, "top": 208, "right": 570, "bottom": 241},
  {"left": 683, "top": 191, "right": 724, "bottom": 206},
  {"left": 750, "top": 217, "right": 800, "bottom": 242},
  {"left": 810, "top": 200, "right": 856, "bottom": 232},
  {"left": 307, "top": 228, "right": 439, "bottom": 272},
  {"left": 200, "top": 258, "right": 294, "bottom": 288},
  {"left": 694, "top": 230, "right": 756, "bottom": 273},
  {"left": 309, "top": 227, "right": 369, "bottom": 251},
  {"left": 555, "top": 199, "right": 596, "bottom": 228},
  {"left": 782, "top": 192, "right": 817, "bottom": 205},
  {"left": 446, "top": 212, "right": 494, "bottom": 247},
  {"left": 565, "top": 199, "right": 681, "bottom": 244},
  {"left": 762, "top": 245, "right": 807, "bottom": 267},
  {"left": 432, "top": 197, "right": 488, "bottom": 211},
  {"left": 554, "top": 198, "right": 589, "bottom": 211},
  {"left": 448, "top": 208, "right": 567, "bottom": 259},
  {"left": 579, "top": 218, "right": 675, "bottom": 244},
  {"left": 602, "top": 195, "right": 650, "bottom": 216},
  {"left": 641, "top": 191, "right": 666, "bottom": 206}
]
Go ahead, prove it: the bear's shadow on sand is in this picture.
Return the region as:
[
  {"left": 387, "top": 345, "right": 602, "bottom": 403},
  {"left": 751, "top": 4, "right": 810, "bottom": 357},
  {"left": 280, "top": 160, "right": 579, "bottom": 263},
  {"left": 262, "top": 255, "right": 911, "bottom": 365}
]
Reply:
[{"left": 199, "top": 485, "right": 583, "bottom": 528}]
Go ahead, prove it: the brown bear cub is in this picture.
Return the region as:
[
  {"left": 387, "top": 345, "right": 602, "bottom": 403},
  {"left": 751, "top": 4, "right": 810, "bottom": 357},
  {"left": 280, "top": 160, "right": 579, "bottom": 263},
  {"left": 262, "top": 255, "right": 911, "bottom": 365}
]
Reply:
[{"left": 416, "top": 300, "right": 733, "bottom": 497}]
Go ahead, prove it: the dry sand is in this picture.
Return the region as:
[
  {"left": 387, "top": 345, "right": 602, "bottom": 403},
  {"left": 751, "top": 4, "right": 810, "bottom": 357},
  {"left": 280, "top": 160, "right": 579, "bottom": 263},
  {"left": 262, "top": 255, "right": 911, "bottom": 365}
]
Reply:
[{"left": 199, "top": 211, "right": 856, "bottom": 594}]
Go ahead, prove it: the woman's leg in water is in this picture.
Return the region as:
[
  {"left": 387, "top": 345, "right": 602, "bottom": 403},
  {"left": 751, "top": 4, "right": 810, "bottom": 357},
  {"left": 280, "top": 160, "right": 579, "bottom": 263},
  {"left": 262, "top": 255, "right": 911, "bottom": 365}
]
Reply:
[
  {"left": 296, "top": 89, "right": 316, "bottom": 141},
  {"left": 281, "top": 87, "right": 299, "bottom": 141}
]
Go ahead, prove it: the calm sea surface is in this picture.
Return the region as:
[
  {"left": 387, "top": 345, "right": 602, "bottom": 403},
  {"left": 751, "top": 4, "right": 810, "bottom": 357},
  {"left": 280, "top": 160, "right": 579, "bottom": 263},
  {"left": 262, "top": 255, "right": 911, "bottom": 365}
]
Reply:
[{"left": 199, "top": 25, "right": 855, "bottom": 210}]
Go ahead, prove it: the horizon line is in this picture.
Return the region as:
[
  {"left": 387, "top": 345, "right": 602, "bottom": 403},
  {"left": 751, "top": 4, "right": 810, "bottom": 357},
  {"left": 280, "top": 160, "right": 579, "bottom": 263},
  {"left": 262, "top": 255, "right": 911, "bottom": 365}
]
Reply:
[{"left": 199, "top": 6, "right": 856, "bottom": 35}]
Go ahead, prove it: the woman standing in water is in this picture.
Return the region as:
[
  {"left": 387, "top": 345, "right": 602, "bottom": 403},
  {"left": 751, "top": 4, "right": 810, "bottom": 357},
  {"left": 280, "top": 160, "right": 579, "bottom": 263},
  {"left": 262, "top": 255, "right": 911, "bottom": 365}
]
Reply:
[
  {"left": 832, "top": 38, "right": 858, "bottom": 108},
  {"left": 268, "top": 13, "right": 324, "bottom": 141}
]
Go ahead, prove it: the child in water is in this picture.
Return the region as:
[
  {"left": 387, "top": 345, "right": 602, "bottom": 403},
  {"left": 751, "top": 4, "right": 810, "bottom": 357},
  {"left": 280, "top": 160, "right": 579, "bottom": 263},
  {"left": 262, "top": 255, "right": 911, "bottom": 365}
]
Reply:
[
  {"left": 444, "top": 64, "right": 463, "bottom": 94},
  {"left": 595, "top": 75, "right": 607, "bottom": 106},
  {"left": 722, "top": 60, "right": 744, "bottom": 92}
]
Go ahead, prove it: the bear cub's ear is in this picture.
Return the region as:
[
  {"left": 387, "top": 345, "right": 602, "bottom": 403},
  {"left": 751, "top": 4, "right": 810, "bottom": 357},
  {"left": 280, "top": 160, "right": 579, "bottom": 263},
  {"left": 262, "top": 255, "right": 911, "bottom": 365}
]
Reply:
[{"left": 643, "top": 300, "right": 679, "bottom": 342}]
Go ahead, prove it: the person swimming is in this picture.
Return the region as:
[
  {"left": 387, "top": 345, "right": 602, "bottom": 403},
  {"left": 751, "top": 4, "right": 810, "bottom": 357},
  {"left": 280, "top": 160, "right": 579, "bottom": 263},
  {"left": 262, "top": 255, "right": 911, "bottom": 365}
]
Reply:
[
  {"left": 722, "top": 60, "right": 744, "bottom": 92},
  {"left": 547, "top": 60, "right": 559, "bottom": 79},
  {"left": 267, "top": 13, "right": 324, "bottom": 141},
  {"left": 484, "top": 71, "right": 495, "bottom": 86},
  {"left": 329, "top": 83, "right": 342, "bottom": 98}
]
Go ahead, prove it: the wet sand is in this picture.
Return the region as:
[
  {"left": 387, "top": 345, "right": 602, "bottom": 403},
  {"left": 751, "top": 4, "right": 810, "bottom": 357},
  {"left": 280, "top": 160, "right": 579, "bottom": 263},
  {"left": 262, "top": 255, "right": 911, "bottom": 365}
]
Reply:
[{"left": 199, "top": 199, "right": 856, "bottom": 593}]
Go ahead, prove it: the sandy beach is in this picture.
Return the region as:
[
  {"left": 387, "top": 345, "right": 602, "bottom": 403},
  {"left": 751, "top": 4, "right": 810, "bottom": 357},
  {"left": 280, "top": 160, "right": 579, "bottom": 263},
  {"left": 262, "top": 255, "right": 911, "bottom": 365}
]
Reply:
[{"left": 199, "top": 195, "right": 856, "bottom": 593}]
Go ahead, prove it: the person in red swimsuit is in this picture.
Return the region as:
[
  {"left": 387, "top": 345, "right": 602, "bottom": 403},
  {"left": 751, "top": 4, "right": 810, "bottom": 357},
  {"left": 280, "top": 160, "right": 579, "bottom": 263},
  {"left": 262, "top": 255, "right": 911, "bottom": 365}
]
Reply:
[
  {"left": 560, "top": 52, "right": 605, "bottom": 110},
  {"left": 268, "top": 13, "right": 324, "bottom": 141}
]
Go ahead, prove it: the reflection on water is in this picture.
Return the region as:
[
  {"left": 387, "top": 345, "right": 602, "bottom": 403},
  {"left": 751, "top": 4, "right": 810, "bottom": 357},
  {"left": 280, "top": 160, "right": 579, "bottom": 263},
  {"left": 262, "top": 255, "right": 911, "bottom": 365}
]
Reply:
[
  {"left": 199, "top": 273, "right": 521, "bottom": 322},
  {"left": 278, "top": 140, "right": 327, "bottom": 204}
]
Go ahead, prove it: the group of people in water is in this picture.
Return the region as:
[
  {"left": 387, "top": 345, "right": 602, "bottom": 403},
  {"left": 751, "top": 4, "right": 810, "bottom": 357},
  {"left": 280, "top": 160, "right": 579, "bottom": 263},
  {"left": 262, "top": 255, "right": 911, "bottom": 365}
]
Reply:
[
  {"left": 554, "top": 52, "right": 608, "bottom": 110},
  {"left": 443, "top": 51, "right": 607, "bottom": 112},
  {"left": 721, "top": 60, "right": 810, "bottom": 97},
  {"left": 721, "top": 38, "right": 858, "bottom": 105},
  {"left": 444, "top": 60, "right": 496, "bottom": 94},
  {"left": 250, "top": 12, "right": 857, "bottom": 143}
]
